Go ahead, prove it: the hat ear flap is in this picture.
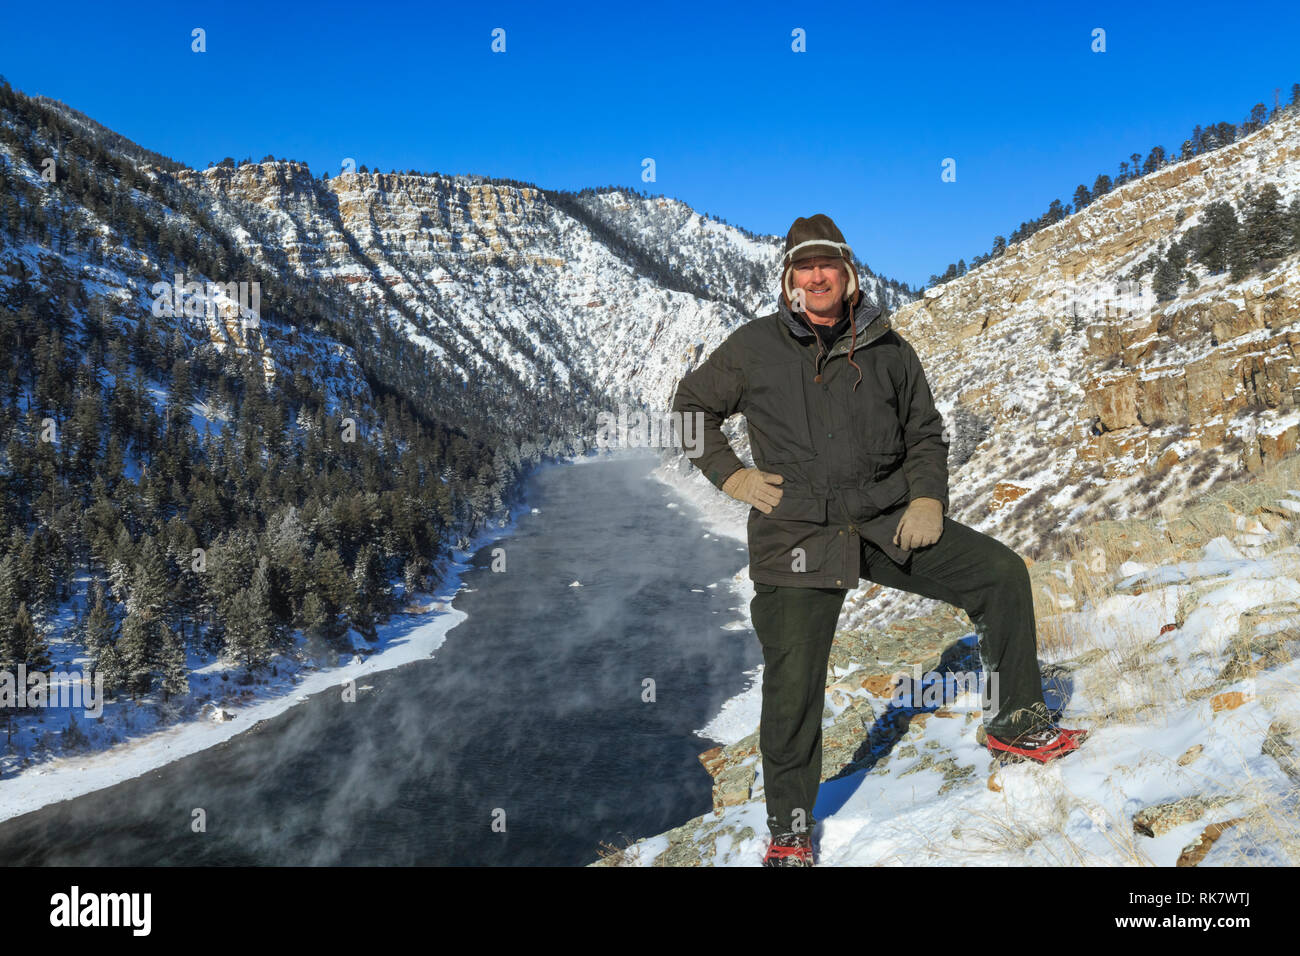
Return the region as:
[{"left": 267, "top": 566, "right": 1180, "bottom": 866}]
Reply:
[{"left": 843, "top": 260, "right": 860, "bottom": 304}]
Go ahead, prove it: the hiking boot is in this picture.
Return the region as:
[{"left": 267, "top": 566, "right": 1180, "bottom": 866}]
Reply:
[
  {"left": 985, "top": 726, "right": 1085, "bottom": 763},
  {"left": 762, "top": 831, "right": 814, "bottom": 867}
]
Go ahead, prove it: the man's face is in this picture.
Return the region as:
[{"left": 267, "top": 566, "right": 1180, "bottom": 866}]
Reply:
[{"left": 791, "top": 256, "right": 847, "bottom": 319}]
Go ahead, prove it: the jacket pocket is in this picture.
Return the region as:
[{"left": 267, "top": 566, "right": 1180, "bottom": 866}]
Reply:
[
  {"left": 855, "top": 443, "right": 905, "bottom": 483},
  {"left": 745, "top": 360, "right": 816, "bottom": 464},
  {"left": 862, "top": 462, "right": 911, "bottom": 513},
  {"left": 748, "top": 494, "right": 828, "bottom": 575}
]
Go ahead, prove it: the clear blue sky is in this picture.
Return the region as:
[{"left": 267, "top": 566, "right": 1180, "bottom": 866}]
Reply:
[{"left": 3, "top": 0, "right": 1297, "bottom": 289}]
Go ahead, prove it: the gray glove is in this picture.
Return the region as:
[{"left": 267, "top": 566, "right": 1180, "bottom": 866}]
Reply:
[{"left": 721, "top": 468, "right": 784, "bottom": 514}]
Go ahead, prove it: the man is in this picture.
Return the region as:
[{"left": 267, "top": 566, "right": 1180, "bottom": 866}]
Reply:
[{"left": 671, "top": 214, "right": 1085, "bottom": 867}]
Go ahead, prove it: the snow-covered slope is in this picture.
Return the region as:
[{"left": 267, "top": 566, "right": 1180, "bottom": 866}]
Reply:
[
  {"left": 602, "top": 454, "right": 1300, "bottom": 866},
  {"left": 164, "top": 163, "right": 912, "bottom": 423}
]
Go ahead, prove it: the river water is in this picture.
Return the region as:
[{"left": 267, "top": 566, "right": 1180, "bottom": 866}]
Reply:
[{"left": 0, "top": 452, "right": 760, "bottom": 865}]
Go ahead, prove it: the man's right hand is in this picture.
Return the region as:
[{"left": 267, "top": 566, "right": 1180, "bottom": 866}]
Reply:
[{"left": 721, "top": 468, "right": 784, "bottom": 514}]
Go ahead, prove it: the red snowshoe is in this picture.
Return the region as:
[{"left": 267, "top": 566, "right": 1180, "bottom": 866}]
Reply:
[
  {"left": 762, "top": 831, "right": 814, "bottom": 867},
  {"left": 985, "top": 726, "right": 1087, "bottom": 764}
]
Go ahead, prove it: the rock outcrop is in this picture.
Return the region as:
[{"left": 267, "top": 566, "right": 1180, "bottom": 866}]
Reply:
[{"left": 884, "top": 107, "right": 1300, "bottom": 559}]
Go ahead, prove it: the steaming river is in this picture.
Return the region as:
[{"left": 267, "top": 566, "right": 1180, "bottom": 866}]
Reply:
[{"left": 0, "top": 452, "right": 760, "bottom": 865}]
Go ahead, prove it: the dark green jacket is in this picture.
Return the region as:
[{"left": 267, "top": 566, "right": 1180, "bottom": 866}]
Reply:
[{"left": 671, "top": 291, "right": 950, "bottom": 588}]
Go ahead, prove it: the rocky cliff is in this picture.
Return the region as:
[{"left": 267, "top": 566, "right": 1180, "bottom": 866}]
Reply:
[
  {"left": 890, "top": 106, "right": 1300, "bottom": 561},
  {"left": 165, "top": 162, "right": 907, "bottom": 430}
]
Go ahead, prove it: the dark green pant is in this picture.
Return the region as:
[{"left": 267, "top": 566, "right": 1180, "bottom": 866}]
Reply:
[{"left": 750, "top": 516, "right": 1050, "bottom": 836}]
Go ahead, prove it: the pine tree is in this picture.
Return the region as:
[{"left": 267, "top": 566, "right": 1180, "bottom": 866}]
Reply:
[
  {"left": 1167, "top": 238, "right": 1187, "bottom": 272},
  {"left": 226, "top": 556, "right": 275, "bottom": 669},
  {"left": 159, "top": 629, "right": 189, "bottom": 701},
  {"left": 402, "top": 560, "right": 421, "bottom": 602},
  {"left": 1228, "top": 223, "right": 1253, "bottom": 281},
  {"left": 309, "top": 543, "right": 351, "bottom": 636},
  {"left": 348, "top": 544, "right": 384, "bottom": 640},
  {"left": 164, "top": 516, "right": 202, "bottom": 639},
  {"left": 68, "top": 374, "right": 102, "bottom": 482},
  {"left": 0, "top": 553, "right": 18, "bottom": 627},
  {"left": 1192, "top": 201, "right": 1240, "bottom": 274},
  {"left": 300, "top": 590, "right": 329, "bottom": 640},
  {"left": 266, "top": 506, "right": 308, "bottom": 622},
  {"left": 204, "top": 529, "right": 257, "bottom": 645},
  {"left": 83, "top": 579, "right": 116, "bottom": 658},
  {"left": 251, "top": 555, "right": 284, "bottom": 654},
  {"left": 1154, "top": 254, "right": 1181, "bottom": 302},
  {"left": 165, "top": 357, "right": 194, "bottom": 433},
  {"left": 116, "top": 606, "right": 155, "bottom": 698},
  {"left": 1243, "top": 103, "right": 1268, "bottom": 133},
  {"left": 1, "top": 602, "right": 49, "bottom": 674},
  {"left": 133, "top": 536, "right": 173, "bottom": 629},
  {"left": 95, "top": 642, "right": 126, "bottom": 699},
  {"left": 1245, "top": 183, "right": 1289, "bottom": 262}
]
